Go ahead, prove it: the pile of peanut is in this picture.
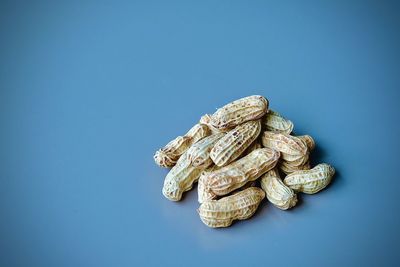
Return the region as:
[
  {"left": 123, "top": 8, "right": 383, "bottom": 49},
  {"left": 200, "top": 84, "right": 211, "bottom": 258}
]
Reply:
[{"left": 154, "top": 95, "right": 335, "bottom": 228}]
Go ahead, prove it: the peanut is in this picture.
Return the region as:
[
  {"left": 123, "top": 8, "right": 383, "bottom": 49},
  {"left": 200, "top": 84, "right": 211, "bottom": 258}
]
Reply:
[
  {"left": 197, "top": 166, "right": 219, "bottom": 204},
  {"left": 199, "top": 114, "right": 230, "bottom": 134},
  {"left": 284, "top": 163, "right": 335, "bottom": 194},
  {"left": 260, "top": 168, "right": 297, "bottom": 210},
  {"left": 162, "top": 151, "right": 205, "bottom": 201},
  {"left": 269, "top": 134, "right": 314, "bottom": 174},
  {"left": 210, "top": 120, "right": 261, "bottom": 167},
  {"left": 198, "top": 187, "right": 265, "bottom": 228},
  {"left": 262, "top": 109, "right": 294, "bottom": 134},
  {"left": 154, "top": 123, "right": 210, "bottom": 168},
  {"left": 198, "top": 168, "right": 259, "bottom": 204},
  {"left": 261, "top": 131, "right": 308, "bottom": 162},
  {"left": 207, "top": 148, "right": 280, "bottom": 196},
  {"left": 186, "top": 133, "right": 225, "bottom": 168},
  {"left": 210, "top": 95, "right": 268, "bottom": 130},
  {"left": 298, "top": 135, "right": 315, "bottom": 151}
]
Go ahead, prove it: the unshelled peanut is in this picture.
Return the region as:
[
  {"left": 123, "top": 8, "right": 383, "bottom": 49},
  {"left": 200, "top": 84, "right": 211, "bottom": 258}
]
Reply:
[
  {"left": 186, "top": 133, "right": 225, "bottom": 168},
  {"left": 197, "top": 165, "right": 220, "bottom": 203},
  {"left": 284, "top": 163, "right": 335, "bottom": 194},
  {"left": 154, "top": 123, "right": 210, "bottom": 168},
  {"left": 261, "top": 168, "right": 297, "bottom": 210},
  {"left": 262, "top": 109, "right": 294, "bottom": 134},
  {"left": 207, "top": 148, "right": 280, "bottom": 196},
  {"left": 198, "top": 187, "right": 265, "bottom": 228},
  {"left": 199, "top": 114, "right": 230, "bottom": 134},
  {"left": 298, "top": 135, "right": 315, "bottom": 151},
  {"left": 162, "top": 151, "right": 205, "bottom": 201},
  {"left": 261, "top": 131, "right": 308, "bottom": 162},
  {"left": 210, "top": 95, "right": 268, "bottom": 130},
  {"left": 210, "top": 120, "right": 261, "bottom": 167}
]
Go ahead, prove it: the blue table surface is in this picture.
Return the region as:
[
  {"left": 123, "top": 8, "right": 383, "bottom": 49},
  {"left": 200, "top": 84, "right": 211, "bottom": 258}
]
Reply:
[{"left": 1, "top": 1, "right": 400, "bottom": 266}]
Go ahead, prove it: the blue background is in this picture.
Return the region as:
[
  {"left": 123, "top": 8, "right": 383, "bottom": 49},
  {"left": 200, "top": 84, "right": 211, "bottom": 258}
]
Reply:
[{"left": 1, "top": 1, "right": 400, "bottom": 266}]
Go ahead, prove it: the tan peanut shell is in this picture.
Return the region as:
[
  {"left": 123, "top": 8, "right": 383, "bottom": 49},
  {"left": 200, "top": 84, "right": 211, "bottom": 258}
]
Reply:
[
  {"left": 210, "top": 95, "right": 268, "bottom": 130},
  {"left": 154, "top": 123, "right": 210, "bottom": 168},
  {"left": 186, "top": 133, "right": 225, "bottom": 168},
  {"left": 210, "top": 120, "right": 261, "bottom": 167},
  {"left": 276, "top": 135, "right": 313, "bottom": 174},
  {"left": 261, "top": 131, "right": 308, "bottom": 162},
  {"left": 198, "top": 168, "right": 259, "bottom": 204},
  {"left": 199, "top": 114, "right": 230, "bottom": 134},
  {"left": 207, "top": 148, "right": 280, "bottom": 196},
  {"left": 198, "top": 187, "right": 265, "bottom": 228},
  {"left": 261, "top": 168, "right": 297, "bottom": 210},
  {"left": 162, "top": 151, "right": 204, "bottom": 201},
  {"left": 262, "top": 109, "right": 294, "bottom": 134},
  {"left": 298, "top": 135, "right": 315, "bottom": 151},
  {"left": 197, "top": 165, "right": 220, "bottom": 203},
  {"left": 284, "top": 163, "right": 335, "bottom": 194}
]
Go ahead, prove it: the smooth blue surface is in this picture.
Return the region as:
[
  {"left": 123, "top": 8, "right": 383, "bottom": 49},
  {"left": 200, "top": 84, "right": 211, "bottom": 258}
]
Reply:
[{"left": 1, "top": 1, "right": 400, "bottom": 266}]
